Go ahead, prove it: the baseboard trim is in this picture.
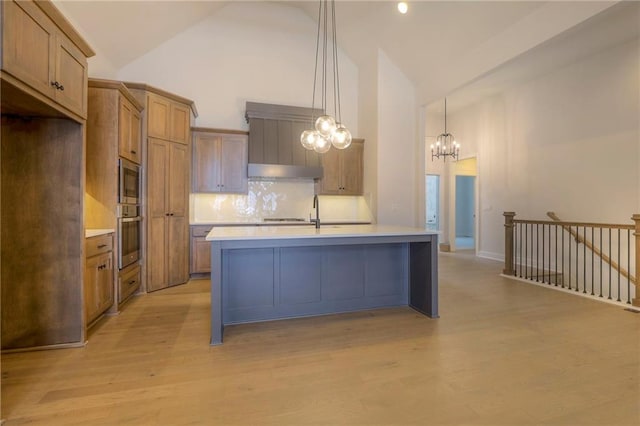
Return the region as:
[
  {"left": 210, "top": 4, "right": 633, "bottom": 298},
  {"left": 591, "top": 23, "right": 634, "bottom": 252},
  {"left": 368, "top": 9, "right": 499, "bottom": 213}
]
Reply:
[
  {"left": 477, "top": 251, "right": 503, "bottom": 262},
  {"left": 1, "top": 341, "right": 86, "bottom": 354},
  {"left": 500, "top": 274, "right": 638, "bottom": 311}
]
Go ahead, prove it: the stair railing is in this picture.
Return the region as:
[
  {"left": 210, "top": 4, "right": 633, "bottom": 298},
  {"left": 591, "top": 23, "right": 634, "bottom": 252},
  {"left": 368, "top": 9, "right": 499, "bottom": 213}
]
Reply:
[
  {"left": 547, "top": 212, "right": 635, "bottom": 285},
  {"left": 503, "top": 212, "right": 639, "bottom": 307}
]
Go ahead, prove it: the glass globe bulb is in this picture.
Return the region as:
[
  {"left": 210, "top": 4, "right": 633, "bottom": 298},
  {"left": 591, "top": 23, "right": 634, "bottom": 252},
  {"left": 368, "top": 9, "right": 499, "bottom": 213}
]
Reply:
[
  {"left": 313, "top": 134, "right": 331, "bottom": 153},
  {"left": 397, "top": 2, "right": 408, "bottom": 14},
  {"left": 300, "top": 129, "right": 317, "bottom": 150},
  {"left": 331, "top": 125, "right": 352, "bottom": 149},
  {"left": 315, "top": 115, "right": 337, "bottom": 137}
]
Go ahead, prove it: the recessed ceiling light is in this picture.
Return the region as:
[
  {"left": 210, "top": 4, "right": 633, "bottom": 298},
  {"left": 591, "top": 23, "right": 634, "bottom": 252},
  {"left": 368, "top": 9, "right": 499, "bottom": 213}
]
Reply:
[{"left": 397, "top": 2, "right": 408, "bottom": 14}]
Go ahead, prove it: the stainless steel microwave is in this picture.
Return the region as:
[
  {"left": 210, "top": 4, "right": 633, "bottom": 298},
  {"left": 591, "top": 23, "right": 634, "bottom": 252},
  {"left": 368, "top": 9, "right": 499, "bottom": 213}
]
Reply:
[{"left": 119, "top": 158, "right": 140, "bottom": 205}]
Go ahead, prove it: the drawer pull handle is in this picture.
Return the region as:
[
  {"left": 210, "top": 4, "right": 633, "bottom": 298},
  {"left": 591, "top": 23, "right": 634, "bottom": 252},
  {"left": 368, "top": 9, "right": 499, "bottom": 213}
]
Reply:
[
  {"left": 130, "top": 150, "right": 137, "bottom": 154},
  {"left": 50, "top": 81, "right": 64, "bottom": 91},
  {"left": 97, "top": 244, "right": 107, "bottom": 249},
  {"left": 127, "top": 280, "right": 136, "bottom": 285}
]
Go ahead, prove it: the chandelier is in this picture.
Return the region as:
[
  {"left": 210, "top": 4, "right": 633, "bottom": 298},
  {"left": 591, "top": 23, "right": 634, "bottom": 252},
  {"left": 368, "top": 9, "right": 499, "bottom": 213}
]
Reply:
[
  {"left": 300, "top": 0, "right": 352, "bottom": 153},
  {"left": 431, "top": 98, "right": 460, "bottom": 161}
]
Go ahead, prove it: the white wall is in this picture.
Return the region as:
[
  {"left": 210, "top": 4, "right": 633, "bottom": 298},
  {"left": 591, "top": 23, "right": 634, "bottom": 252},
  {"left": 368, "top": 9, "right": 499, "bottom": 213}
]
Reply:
[
  {"left": 376, "top": 50, "right": 418, "bottom": 226},
  {"left": 116, "top": 2, "right": 358, "bottom": 133},
  {"left": 358, "top": 51, "right": 379, "bottom": 222},
  {"left": 453, "top": 38, "right": 639, "bottom": 259}
]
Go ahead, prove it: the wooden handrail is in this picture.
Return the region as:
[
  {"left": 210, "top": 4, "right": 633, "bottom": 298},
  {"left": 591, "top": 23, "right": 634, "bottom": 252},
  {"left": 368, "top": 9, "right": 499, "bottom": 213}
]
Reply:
[
  {"left": 514, "top": 217, "right": 634, "bottom": 230},
  {"left": 547, "top": 212, "right": 636, "bottom": 285}
]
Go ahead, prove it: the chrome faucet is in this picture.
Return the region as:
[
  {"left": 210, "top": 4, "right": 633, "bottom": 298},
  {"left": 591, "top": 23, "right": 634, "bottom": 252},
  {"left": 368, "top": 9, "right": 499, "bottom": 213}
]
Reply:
[{"left": 312, "top": 194, "right": 320, "bottom": 229}]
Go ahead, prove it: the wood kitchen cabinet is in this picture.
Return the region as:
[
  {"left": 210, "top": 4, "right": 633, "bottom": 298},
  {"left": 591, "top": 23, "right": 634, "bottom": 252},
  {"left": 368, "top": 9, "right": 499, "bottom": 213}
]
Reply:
[
  {"left": 193, "top": 128, "right": 248, "bottom": 193},
  {"left": 190, "top": 225, "right": 213, "bottom": 274},
  {"left": 319, "top": 139, "right": 364, "bottom": 195},
  {"left": 86, "top": 79, "right": 144, "bottom": 313},
  {"left": 84, "top": 234, "right": 114, "bottom": 326},
  {"left": 147, "top": 138, "right": 190, "bottom": 291},
  {"left": 1, "top": 0, "right": 93, "bottom": 351},
  {"left": 124, "top": 83, "right": 196, "bottom": 294},
  {"left": 119, "top": 95, "right": 142, "bottom": 164},
  {"left": 1, "top": 0, "right": 93, "bottom": 120},
  {"left": 147, "top": 93, "right": 190, "bottom": 145}
]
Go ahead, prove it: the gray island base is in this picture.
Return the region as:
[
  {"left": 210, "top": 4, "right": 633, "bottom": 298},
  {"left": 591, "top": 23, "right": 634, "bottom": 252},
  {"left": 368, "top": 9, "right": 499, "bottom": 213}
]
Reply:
[{"left": 207, "top": 225, "right": 439, "bottom": 345}]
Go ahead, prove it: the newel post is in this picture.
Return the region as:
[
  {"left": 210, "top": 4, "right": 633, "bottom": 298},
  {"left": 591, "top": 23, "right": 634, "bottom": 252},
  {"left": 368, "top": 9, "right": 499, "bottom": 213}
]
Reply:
[
  {"left": 503, "top": 212, "right": 516, "bottom": 276},
  {"left": 632, "top": 214, "right": 640, "bottom": 307}
]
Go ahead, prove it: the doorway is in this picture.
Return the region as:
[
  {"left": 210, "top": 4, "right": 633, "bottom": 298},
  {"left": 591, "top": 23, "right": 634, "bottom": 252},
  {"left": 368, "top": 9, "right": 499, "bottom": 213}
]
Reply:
[
  {"left": 455, "top": 175, "right": 475, "bottom": 251},
  {"left": 425, "top": 175, "right": 440, "bottom": 231}
]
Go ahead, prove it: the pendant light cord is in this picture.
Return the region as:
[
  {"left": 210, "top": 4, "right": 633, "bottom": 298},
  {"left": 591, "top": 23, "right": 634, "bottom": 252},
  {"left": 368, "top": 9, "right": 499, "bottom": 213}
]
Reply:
[
  {"left": 310, "top": 0, "right": 322, "bottom": 122},
  {"left": 332, "top": 0, "right": 342, "bottom": 124},
  {"left": 444, "top": 98, "right": 447, "bottom": 133},
  {"left": 322, "top": 0, "right": 328, "bottom": 112}
]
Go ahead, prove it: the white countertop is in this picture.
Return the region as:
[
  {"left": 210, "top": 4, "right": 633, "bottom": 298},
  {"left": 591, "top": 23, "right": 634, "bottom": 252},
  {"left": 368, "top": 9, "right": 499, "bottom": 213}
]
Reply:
[
  {"left": 192, "top": 220, "right": 372, "bottom": 226},
  {"left": 206, "top": 224, "right": 436, "bottom": 241},
  {"left": 85, "top": 229, "right": 115, "bottom": 238}
]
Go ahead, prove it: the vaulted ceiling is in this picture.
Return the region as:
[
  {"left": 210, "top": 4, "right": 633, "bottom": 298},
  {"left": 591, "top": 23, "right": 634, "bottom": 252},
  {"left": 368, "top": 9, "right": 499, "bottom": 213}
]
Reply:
[{"left": 55, "top": 1, "right": 631, "bottom": 108}]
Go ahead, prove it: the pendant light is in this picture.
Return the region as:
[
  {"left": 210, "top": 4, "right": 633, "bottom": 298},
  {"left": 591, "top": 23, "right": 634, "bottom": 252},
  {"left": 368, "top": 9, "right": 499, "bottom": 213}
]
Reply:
[
  {"left": 431, "top": 98, "right": 460, "bottom": 161},
  {"left": 300, "top": 0, "right": 352, "bottom": 153}
]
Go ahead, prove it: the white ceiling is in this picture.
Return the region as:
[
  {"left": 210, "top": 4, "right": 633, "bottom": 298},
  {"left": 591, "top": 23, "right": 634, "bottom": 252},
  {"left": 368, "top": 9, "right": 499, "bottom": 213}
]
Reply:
[{"left": 55, "top": 0, "right": 630, "bottom": 108}]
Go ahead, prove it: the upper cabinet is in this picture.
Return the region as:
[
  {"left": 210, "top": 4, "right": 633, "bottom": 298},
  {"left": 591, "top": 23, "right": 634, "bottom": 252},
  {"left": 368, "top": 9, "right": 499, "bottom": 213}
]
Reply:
[
  {"left": 193, "top": 129, "right": 248, "bottom": 194},
  {"left": 147, "top": 93, "right": 191, "bottom": 145},
  {"left": 318, "top": 139, "right": 364, "bottom": 196},
  {"left": 86, "top": 79, "right": 145, "bottom": 234},
  {"left": 1, "top": 0, "right": 94, "bottom": 121},
  {"left": 119, "top": 94, "right": 142, "bottom": 164}
]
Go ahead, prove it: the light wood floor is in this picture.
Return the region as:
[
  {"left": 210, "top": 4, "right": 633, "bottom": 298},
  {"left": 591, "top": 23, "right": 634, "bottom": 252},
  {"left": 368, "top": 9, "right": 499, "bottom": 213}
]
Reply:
[{"left": 2, "top": 253, "right": 639, "bottom": 425}]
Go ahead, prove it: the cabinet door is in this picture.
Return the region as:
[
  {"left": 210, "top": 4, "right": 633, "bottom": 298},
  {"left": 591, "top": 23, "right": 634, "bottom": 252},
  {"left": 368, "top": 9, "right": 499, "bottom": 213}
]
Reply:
[
  {"left": 119, "top": 97, "right": 142, "bottom": 164},
  {"left": 147, "top": 94, "right": 171, "bottom": 140},
  {"left": 118, "top": 96, "right": 133, "bottom": 161},
  {"left": 167, "top": 142, "right": 189, "bottom": 285},
  {"left": 193, "top": 133, "right": 221, "bottom": 193},
  {"left": 95, "top": 254, "right": 114, "bottom": 315},
  {"left": 340, "top": 141, "right": 364, "bottom": 195},
  {"left": 319, "top": 148, "right": 341, "bottom": 195},
  {"left": 85, "top": 252, "right": 113, "bottom": 324},
  {"left": 1, "top": 0, "right": 56, "bottom": 100},
  {"left": 220, "top": 135, "right": 248, "bottom": 193},
  {"left": 54, "top": 35, "right": 88, "bottom": 118},
  {"left": 147, "top": 138, "right": 169, "bottom": 292},
  {"left": 168, "top": 142, "right": 188, "bottom": 217},
  {"left": 130, "top": 109, "right": 142, "bottom": 164},
  {"left": 170, "top": 103, "right": 190, "bottom": 144},
  {"left": 84, "top": 255, "right": 99, "bottom": 324},
  {"left": 191, "top": 236, "right": 211, "bottom": 273},
  {"left": 168, "top": 215, "right": 188, "bottom": 285}
]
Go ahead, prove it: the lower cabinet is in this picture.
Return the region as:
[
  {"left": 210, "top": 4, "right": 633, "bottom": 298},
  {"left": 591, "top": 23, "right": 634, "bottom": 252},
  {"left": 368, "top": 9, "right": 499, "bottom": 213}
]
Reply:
[
  {"left": 119, "top": 263, "right": 141, "bottom": 304},
  {"left": 84, "top": 234, "right": 114, "bottom": 326},
  {"left": 191, "top": 225, "right": 213, "bottom": 274}
]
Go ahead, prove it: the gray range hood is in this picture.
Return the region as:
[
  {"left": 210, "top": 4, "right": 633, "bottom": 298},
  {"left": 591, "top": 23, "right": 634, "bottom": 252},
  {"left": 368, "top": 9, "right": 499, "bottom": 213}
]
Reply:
[{"left": 246, "top": 102, "right": 324, "bottom": 179}]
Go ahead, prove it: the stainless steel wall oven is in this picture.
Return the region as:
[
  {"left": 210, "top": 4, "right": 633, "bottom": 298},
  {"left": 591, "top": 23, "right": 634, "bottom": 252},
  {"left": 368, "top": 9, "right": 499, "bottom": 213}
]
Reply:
[
  {"left": 118, "top": 158, "right": 140, "bottom": 205},
  {"left": 118, "top": 204, "right": 141, "bottom": 270}
]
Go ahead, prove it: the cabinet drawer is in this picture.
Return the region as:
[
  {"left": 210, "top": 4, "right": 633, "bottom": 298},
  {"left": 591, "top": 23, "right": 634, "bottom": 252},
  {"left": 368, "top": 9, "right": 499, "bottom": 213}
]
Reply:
[
  {"left": 191, "top": 226, "right": 213, "bottom": 238},
  {"left": 119, "top": 265, "right": 141, "bottom": 303},
  {"left": 86, "top": 234, "right": 113, "bottom": 258}
]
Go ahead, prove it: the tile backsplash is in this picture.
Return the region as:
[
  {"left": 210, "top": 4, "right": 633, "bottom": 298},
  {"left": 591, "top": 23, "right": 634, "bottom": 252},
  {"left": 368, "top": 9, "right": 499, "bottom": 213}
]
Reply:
[{"left": 191, "top": 180, "right": 373, "bottom": 224}]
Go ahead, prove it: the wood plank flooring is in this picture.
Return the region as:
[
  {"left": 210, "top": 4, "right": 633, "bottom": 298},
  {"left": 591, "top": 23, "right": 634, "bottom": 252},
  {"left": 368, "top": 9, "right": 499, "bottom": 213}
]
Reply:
[{"left": 2, "top": 253, "right": 639, "bottom": 425}]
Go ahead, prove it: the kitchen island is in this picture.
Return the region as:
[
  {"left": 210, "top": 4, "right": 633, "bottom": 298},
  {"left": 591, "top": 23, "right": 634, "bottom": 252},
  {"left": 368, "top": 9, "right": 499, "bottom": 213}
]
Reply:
[{"left": 207, "top": 225, "right": 438, "bottom": 345}]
